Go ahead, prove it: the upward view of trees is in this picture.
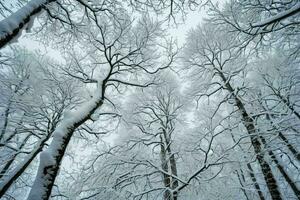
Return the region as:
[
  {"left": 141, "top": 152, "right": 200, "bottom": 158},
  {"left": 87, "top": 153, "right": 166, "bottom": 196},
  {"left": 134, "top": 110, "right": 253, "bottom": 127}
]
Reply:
[{"left": 0, "top": 0, "right": 299, "bottom": 199}]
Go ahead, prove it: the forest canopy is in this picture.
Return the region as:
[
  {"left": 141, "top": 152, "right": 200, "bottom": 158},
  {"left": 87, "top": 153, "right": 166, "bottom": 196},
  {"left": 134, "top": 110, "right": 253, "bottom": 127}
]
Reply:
[{"left": 0, "top": 0, "right": 299, "bottom": 199}]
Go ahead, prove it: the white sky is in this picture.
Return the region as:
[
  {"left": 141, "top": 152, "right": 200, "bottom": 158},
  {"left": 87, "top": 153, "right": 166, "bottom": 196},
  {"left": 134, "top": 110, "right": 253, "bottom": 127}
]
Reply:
[{"left": 169, "top": 10, "right": 206, "bottom": 46}]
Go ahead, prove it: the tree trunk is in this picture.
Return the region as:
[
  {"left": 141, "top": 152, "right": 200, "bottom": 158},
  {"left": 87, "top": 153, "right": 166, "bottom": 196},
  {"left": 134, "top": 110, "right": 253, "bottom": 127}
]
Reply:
[
  {"left": 0, "top": 132, "right": 51, "bottom": 198},
  {"left": 162, "top": 127, "right": 178, "bottom": 200},
  {"left": 246, "top": 163, "right": 266, "bottom": 200},
  {"left": 230, "top": 132, "right": 265, "bottom": 200},
  {"left": 160, "top": 135, "right": 171, "bottom": 200},
  {"left": 0, "top": 102, "right": 11, "bottom": 141},
  {"left": 169, "top": 153, "right": 178, "bottom": 200},
  {"left": 219, "top": 72, "right": 282, "bottom": 200},
  {"left": 263, "top": 110, "right": 300, "bottom": 161},
  {"left": 260, "top": 135, "right": 300, "bottom": 199},
  {"left": 26, "top": 95, "right": 104, "bottom": 200},
  {"left": 278, "top": 132, "right": 300, "bottom": 161}
]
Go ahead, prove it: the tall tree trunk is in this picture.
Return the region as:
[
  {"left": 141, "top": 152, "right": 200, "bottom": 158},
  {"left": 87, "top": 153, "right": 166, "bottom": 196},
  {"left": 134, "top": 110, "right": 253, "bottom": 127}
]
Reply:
[
  {"left": 160, "top": 135, "right": 171, "bottom": 200},
  {"left": 169, "top": 153, "right": 178, "bottom": 200},
  {"left": 263, "top": 109, "right": 300, "bottom": 161},
  {"left": 246, "top": 163, "right": 266, "bottom": 200},
  {"left": 27, "top": 83, "right": 105, "bottom": 200},
  {"left": 230, "top": 132, "right": 265, "bottom": 200},
  {"left": 162, "top": 127, "right": 179, "bottom": 200},
  {"left": 219, "top": 72, "right": 282, "bottom": 200},
  {"left": 260, "top": 135, "right": 300, "bottom": 199}
]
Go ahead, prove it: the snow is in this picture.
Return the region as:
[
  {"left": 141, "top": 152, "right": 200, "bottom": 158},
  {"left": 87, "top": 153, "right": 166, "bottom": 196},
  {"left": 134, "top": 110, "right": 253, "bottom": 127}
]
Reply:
[
  {"left": 0, "top": 0, "right": 47, "bottom": 44},
  {"left": 252, "top": 2, "right": 300, "bottom": 27},
  {"left": 0, "top": 136, "right": 47, "bottom": 193},
  {"left": 27, "top": 82, "right": 104, "bottom": 200}
]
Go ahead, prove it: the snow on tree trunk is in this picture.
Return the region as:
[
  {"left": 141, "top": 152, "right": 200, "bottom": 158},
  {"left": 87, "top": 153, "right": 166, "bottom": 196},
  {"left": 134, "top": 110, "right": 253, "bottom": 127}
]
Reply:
[
  {"left": 0, "top": 133, "right": 51, "bottom": 198},
  {"left": 160, "top": 135, "right": 172, "bottom": 200},
  {"left": 26, "top": 82, "right": 104, "bottom": 200},
  {"left": 0, "top": 0, "right": 56, "bottom": 48}
]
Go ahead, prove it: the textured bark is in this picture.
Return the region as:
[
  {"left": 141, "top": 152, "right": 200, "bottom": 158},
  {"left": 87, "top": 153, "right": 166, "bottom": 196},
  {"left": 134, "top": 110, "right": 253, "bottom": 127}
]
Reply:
[
  {"left": 219, "top": 72, "right": 282, "bottom": 200},
  {"left": 160, "top": 135, "right": 172, "bottom": 200},
  {"left": 169, "top": 153, "right": 178, "bottom": 200},
  {"left": 260, "top": 135, "right": 300, "bottom": 199},
  {"left": 164, "top": 130, "right": 178, "bottom": 200},
  {"left": 159, "top": 127, "right": 178, "bottom": 200},
  {"left": 230, "top": 132, "right": 265, "bottom": 200},
  {"left": 247, "top": 163, "right": 266, "bottom": 200}
]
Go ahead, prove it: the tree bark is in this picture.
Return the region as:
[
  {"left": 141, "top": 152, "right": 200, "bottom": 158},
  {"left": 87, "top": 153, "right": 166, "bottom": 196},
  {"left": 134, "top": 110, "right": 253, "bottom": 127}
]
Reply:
[
  {"left": 246, "top": 163, "right": 266, "bottom": 200},
  {"left": 219, "top": 72, "right": 283, "bottom": 200},
  {"left": 160, "top": 135, "right": 172, "bottom": 200},
  {"left": 260, "top": 135, "right": 300, "bottom": 199}
]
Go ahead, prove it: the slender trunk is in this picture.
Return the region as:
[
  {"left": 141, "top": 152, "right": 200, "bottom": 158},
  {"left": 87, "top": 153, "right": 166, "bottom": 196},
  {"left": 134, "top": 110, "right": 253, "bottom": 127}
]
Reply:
[
  {"left": 0, "top": 132, "right": 51, "bottom": 198},
  {"left": 0, "top": 133, "right": 31, "bottom": 179},
  {"left": 260, "top": 135, "right": 300, "bottom": 199},
  {"left": 162, "top": 128, "right": 178, "bottom": 200},
  {"left": 0, "top": 102, "right": 12, "bottom": 141},
  {"left": 275, "top": 92, "right": 300, "bottom": 121},
  {"left": 219, "top": 72, "right": 282, "bottom": 200},
  {"left": 160, "top": 135, "right": 171, "bottom": 200},
  {"left": 169, "top": 153, "right": 178, "bottom": 200},
  {"left": 230, "top": 132, "right": 265, "bottom": 200},
  {"left": 236, "top": 169, "right": 250, "bottom": 200},
  {"left": 278, "top": 132, "right": 300, "bottom": 161},
  {"left": 263, "top": 111, "right": 300, "bottom": 161},
  {"left": 246, "top": 163, "right": 266, "bottom": 200}
]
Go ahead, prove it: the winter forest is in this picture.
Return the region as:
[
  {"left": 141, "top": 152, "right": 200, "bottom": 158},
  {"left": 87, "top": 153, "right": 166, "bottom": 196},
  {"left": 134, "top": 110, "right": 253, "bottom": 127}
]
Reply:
[{"left": 0, "top": 0, "right": 300, "bottom": 200}]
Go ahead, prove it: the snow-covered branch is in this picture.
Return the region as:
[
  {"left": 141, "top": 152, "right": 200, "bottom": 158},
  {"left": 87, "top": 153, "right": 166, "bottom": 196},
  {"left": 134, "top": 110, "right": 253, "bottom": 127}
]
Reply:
[{"left": 0, "top": 0, "right": 56, "bottom": 48}]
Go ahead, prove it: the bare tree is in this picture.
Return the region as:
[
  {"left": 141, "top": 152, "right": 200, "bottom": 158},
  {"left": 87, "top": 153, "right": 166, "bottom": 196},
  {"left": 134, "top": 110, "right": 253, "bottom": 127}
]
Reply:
[
  {"left": 25, "top": 9, "right": 176, "bottom": 199},
  {"left": 183, "top": 22, "right": 284, "bottom": 199},
  {"left": 0, "top": 48, "right": 77, "bottom": 199},
  {"left": 207, "top": 0, "right": 300, "bottom": 52}
]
